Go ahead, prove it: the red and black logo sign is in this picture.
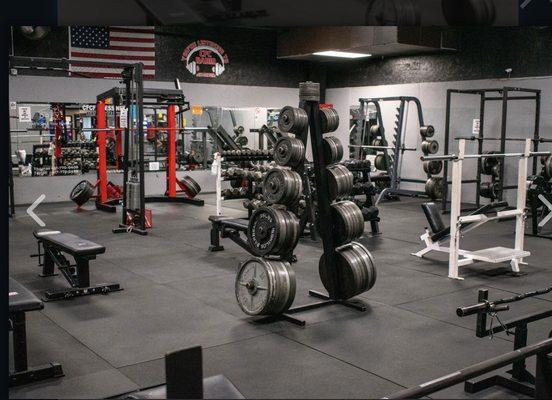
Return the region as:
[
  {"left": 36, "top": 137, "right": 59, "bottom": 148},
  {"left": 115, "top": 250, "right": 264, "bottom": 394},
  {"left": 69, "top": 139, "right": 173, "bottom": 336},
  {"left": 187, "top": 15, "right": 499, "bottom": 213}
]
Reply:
[{"left": 181, "top": 40, "right": 229, "bottom": 78}]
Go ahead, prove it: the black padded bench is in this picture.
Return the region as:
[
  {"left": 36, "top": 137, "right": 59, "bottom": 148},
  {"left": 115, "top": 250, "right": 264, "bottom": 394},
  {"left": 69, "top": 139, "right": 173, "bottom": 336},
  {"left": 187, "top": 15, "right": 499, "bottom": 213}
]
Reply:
[
  {"left": 9, "top": 278, "right": 64, "bottom": 387},
  {"left": 33, "top": 229, "right": 122, "bottom": 301},
  {"left": 123, "top": 347, "right": 244, "bottom": 399},
  {"left": 208, "top": 216, "right": 250, "bottom": 252}
]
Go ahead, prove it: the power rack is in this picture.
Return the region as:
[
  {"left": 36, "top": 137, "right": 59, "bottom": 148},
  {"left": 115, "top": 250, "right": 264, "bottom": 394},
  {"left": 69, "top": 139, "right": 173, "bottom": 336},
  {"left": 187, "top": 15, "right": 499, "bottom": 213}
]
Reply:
[{"left": 441, "top": 87, "right": 541, "bottom": 213}]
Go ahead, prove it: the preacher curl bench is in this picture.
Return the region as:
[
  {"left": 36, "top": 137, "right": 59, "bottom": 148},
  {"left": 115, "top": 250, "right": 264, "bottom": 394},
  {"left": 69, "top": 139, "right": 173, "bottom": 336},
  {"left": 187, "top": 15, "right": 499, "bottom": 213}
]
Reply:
[{"left": 33, "top": 229, "right": 122, "bottom": 301}]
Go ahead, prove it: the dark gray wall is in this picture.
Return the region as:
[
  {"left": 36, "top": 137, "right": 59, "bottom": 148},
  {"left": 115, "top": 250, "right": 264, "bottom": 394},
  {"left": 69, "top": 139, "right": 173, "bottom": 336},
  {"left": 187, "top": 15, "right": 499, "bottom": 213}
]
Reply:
[
  {"left": 10, "top": 26, "right": 311, "bottom": 88},
  {"left": 327, "top": 27, "right": 552, "bottom": 88}
]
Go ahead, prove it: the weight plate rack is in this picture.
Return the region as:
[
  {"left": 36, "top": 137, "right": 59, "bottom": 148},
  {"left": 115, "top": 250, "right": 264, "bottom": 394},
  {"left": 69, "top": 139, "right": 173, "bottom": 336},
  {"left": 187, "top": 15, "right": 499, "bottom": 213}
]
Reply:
[{"left": 235, "top": 81, "right": 377, "bottom": 326}]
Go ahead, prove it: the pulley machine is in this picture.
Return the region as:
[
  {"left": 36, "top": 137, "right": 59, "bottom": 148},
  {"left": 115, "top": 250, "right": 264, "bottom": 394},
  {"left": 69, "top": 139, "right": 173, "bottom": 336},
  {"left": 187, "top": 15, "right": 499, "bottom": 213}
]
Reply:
[{"left": 441, "top": 87, "right": 541, "bottom": 213}]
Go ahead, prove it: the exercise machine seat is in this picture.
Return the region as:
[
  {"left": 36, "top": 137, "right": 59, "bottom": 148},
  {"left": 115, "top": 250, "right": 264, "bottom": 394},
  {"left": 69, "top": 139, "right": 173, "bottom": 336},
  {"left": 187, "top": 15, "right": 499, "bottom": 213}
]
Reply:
[
  {"left": 208, "top": 216, "right": 249, "bottom": 230},
  {"left": 37, "top": 231, "right": 105, "bottom": 257},
  {"left": 9, "top": 278, "right": 43, "bottom": 313},
  {"left": 421, "top": 203, "right": 445, "bottom": 233},
  {"left": 126, "top": 375, "right": 245, "bottom": 399}
]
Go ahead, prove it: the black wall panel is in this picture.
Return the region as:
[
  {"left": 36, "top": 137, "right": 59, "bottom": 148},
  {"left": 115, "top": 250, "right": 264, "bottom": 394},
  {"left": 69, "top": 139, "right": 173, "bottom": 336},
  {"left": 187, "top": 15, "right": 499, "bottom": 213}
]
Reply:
[
  {"left": 327, "top": 27, "right": 552, "bottom": 88},
  {"left": 10, "top": 26, "right": 311, "bottom": 88}
]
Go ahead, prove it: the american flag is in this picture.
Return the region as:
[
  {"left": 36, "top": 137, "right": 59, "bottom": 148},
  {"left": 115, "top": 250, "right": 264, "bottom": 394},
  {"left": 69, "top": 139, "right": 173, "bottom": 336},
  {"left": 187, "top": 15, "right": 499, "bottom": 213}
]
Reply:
[{"left": 69, "top": 26, "right": 155, "bottom": 79}]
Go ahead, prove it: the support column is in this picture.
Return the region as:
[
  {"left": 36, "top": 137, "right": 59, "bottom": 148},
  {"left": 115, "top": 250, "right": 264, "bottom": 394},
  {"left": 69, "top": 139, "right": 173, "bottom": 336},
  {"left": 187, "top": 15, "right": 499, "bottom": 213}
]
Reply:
[
  {"left": 96, "top": 100, "right": 108, "bottom": 204},
  {"left": 167, "top": 104, "right": 176, "bottom": 197},
  {"left": 448, "top": 139, "right": 465, "bottom": 279}
]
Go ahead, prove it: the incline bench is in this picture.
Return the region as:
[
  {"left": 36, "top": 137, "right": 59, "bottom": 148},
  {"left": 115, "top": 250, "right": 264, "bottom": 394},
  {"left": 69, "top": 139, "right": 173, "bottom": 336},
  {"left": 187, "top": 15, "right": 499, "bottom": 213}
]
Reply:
[
  {"left": 413, "top": 201, "right": 530, "bottom": 278},
  {"left": 9, "top": 278, "right": 64, "bottom": 386},
  {"left": 33, "top": 229, "right": 122, "bottom": 301}
]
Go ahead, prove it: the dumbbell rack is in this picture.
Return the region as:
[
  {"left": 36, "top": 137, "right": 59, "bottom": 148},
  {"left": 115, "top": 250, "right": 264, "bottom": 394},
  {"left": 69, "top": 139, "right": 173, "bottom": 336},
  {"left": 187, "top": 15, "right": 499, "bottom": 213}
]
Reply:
[{"left": 256, "top": 85, "right": 367, "bottom": 327}]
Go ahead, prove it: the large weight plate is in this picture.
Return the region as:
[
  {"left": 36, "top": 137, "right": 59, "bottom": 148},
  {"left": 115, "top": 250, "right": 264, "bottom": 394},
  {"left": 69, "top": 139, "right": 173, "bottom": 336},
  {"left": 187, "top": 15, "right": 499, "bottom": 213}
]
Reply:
[
  {"left": 70, "top": 180, "right": 94, "bottom": 206},
  {"left": 482, "top": 151, "right": 500, "bottom": 176},
  {"left": 374, "top": 154, "right": 388, "bottom": 171},
  {"left": 425, "top": 177, "right": 445, "bottom": 200},
  {"left": 319, "top": 242, "right": 377, "bottom": 300},
  {"left": 332, "top": 201, "right": 365, "bottom": 246},
  {"left": 273, "top": 136, "right": 305, "bottom": 167},
  {"left": 247, "top": 207, "right": 299, "bottom": 256},
  {"left": 323, "top": 136, "right": 344, "bottom": 164},
  {"left": 420, "top": 125, "right": 435, "bottom": 138},
  {"left": 327, "top": 164, "right": 354, "bottom": 200},
  {"left": 421, "top": 140, "right": 439, "bottom": 155},
  {"left": 278, "top": 106, "right": 308, "bottom": 134},
  {"left": 262, "top": 168, "right": 302, "bottom": 205},
  {"left": 423, "top": 160, "right": 443, "bottom": 175},
  {"left": 479, "top": 181, "right": 502, "bottom": 200},
  {"left": 180, "top": 175, "right": 201, "bottom": 198},
  {"left": 235, "top": 258, "right": 296, "bottom": 316},
  {"left": 320, "top": 108, "right": 340, "bottom": 133}
]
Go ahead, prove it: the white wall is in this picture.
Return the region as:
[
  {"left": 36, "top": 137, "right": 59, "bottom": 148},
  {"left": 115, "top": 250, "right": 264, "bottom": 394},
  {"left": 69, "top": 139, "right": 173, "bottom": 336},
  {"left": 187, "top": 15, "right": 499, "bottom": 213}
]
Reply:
[
  {"left": 327, "top": 76, "right": 552, "bottom": 205},
  {"left": 9, "top": 75, "right": 299, "bottom": 205}
]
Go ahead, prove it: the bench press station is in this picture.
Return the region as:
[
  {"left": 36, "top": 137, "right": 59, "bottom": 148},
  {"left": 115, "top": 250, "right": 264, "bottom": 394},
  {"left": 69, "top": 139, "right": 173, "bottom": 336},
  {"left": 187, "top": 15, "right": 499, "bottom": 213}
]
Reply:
[
  {"left": 413, "top": 138, "right": 550, "bottom": 279},
  {"left": 33, "top": 229, "right": 122, "bottom": 301},
  {"left": 9, "top": 278, "right": 64, "bottom": 386}
]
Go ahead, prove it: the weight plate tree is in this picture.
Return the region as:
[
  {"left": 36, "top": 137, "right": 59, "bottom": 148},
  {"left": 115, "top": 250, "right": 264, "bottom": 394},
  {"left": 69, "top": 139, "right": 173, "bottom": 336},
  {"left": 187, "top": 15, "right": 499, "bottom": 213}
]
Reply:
[
  {"left": 235, "top": 258, "right": 296, "bottom": 316},
  {"left": 247, "top": 207, "right": 299, "bottom": 256}
]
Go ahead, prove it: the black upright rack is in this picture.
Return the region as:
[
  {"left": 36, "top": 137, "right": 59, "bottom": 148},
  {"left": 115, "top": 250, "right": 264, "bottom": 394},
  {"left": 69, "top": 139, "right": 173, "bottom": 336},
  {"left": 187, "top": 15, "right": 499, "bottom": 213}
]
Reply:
[
  {"left": 442, "top": 87, "right": 541, "bottom": 213},
  {"left": 260, "top": 83, "right": 368, "bottom": 326}
]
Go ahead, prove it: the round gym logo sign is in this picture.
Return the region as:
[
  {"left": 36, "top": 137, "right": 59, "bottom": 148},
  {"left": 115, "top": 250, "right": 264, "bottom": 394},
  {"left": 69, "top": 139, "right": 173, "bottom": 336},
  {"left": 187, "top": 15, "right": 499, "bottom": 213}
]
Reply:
[{"left": 182, "top": 40, "right": 229, "bottom": 78}]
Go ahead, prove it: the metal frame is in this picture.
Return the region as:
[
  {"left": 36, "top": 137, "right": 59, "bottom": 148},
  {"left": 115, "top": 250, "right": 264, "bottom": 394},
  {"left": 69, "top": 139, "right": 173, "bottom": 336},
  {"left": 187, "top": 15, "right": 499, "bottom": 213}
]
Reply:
[
  {"left": 456, "top": 288, "right": 552, "bottom": 397},
  {"left": 413, "top": 138, "right": 550, "bottom": 279},
  {"left": 442, "top": 87, "right": 541, "bottom": 213},
  {"left": 386, "top": 337, "right": 552, "bottom": 399},
  {"left": 353, "top": 96, "right": 430, "bottom": 204},
  {"left": 36, "top": 235, "right": 122, "bottom": 302}
]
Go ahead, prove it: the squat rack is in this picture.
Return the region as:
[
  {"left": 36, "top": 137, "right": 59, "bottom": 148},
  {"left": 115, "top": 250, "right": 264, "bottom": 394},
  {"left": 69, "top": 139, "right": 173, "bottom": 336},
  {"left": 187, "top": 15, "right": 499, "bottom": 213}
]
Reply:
[
  {"left": 442, "top": 87, "right": 541, "bottom": 213},
  {"left": 352, "top": 96, "right": 432, "bottom": 204}
]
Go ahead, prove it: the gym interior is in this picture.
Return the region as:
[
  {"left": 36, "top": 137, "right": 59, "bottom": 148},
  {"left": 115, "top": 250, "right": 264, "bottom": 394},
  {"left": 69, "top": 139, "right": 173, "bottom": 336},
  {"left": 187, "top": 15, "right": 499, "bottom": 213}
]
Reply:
[{"left": 7, "top": 16, "right": 552, "bottom": 400}]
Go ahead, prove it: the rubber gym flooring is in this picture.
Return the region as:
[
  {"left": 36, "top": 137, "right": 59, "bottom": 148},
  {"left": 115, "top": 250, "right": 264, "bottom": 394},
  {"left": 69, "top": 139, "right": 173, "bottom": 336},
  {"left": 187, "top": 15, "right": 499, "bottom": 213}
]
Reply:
[{"left": 8, "top": 194, "right": 552, "bottom": 399}]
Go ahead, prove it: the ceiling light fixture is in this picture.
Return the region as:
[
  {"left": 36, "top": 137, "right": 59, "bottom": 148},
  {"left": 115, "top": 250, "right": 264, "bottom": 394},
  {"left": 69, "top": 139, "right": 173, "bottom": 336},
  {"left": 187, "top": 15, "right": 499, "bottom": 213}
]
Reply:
[{"left": 313, "top": 51, "right": 372, "bottom": 59}]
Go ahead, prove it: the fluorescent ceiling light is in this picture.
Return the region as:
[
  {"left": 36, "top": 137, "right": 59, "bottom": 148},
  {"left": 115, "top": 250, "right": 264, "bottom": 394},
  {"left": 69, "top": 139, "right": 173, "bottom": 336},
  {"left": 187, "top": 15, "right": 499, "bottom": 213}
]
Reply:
[{"left": 313, "top": 50, "right": 372, "bottom": 59}]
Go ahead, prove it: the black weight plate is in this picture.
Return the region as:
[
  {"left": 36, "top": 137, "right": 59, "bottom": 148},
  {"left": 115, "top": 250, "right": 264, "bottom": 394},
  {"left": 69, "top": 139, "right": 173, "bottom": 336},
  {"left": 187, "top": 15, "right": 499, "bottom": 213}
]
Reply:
[
  {"left": 423, "top": 160, "right": 443, "bottom": 175},
  {"left": 374, "top": 154, "right": 388, "bottom": 171},
  {"left": 70, "top": 180, "right": 94, "bottom": 206},
  {"left": 248, "top": 208, "right": 280, "bottom": 256}
]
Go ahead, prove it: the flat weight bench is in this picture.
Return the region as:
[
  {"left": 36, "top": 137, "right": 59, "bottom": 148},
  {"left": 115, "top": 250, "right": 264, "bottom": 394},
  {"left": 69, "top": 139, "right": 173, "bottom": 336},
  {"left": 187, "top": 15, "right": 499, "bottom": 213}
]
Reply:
[
  {"left": 9, "top": 278, "right": 64, "bottom": 387},
  {"left": 123, "top": 346, "right": 244, "bottom": 399},
  {"left": 208, "top": 215, "right": 250, "bottom": 252},
  {"left": 33, "top": 229, "right": 122, "bottom": 301}
]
